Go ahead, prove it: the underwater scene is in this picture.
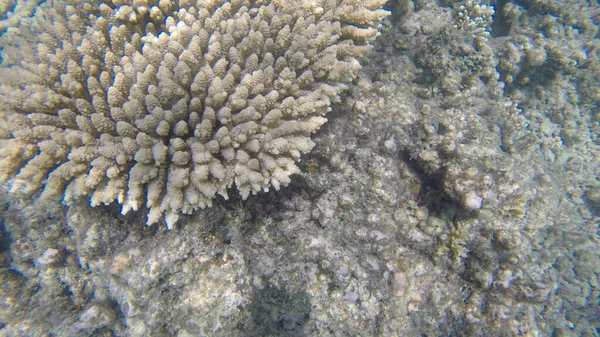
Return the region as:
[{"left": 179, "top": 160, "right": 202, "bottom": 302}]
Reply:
[{"left": 0, "top": 0, "right": 598, "bottom": 336}]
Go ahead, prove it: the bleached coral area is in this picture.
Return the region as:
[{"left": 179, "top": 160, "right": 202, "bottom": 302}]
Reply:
[{"left": 0, "top": 0, "right": 388, "bottom": 227}]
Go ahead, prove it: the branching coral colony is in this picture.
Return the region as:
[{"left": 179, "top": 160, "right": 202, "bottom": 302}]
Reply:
[{"left": 0, "top": 0, "right": 389, "bottom": 228}]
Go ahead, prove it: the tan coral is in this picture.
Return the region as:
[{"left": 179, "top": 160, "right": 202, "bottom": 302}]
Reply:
[{"left": 0, "top": 0, "right": 389, "bottom": 228}]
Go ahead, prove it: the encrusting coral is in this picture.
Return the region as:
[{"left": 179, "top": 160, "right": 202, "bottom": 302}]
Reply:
[{"left": 0, "top": 0, "right": 389, "bottom": 227}]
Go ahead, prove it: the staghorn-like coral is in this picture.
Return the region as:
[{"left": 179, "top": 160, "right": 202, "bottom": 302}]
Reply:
[{"left": 0, "top": 0, "right": 389, "bottom": 227}]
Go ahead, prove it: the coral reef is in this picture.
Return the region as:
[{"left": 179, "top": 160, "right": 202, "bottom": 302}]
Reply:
[
  {"left": 0, "top": 0, "right": 599, "bottom": 336},
  {"left": 344, "top": 0, "right": 600, "bottom": 334},
  {"left": 0, "top": 0, "right": 389, "bottom": 227},
  {"left": 0, "top": 0, "right": 41, "bottom": 31}
]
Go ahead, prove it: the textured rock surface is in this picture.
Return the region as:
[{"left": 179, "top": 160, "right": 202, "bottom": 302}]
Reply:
[{"left": 0, "top": 0, "right": 388, "bottom": 227}]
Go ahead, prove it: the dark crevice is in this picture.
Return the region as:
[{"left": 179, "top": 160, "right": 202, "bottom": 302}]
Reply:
[
  {"left": 0, "top": 223, "right": 11, "bottom": 254},
  {"left": 399, "top": 150, "right": 459, "bottom": 218},
  {"left": 490, "top": 0, "right": 512, "bottom": 38}
]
